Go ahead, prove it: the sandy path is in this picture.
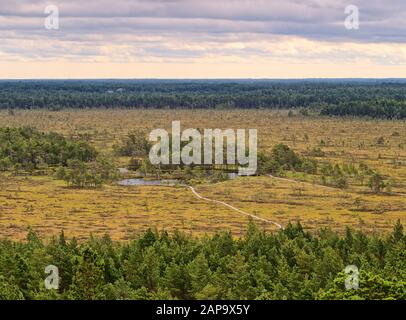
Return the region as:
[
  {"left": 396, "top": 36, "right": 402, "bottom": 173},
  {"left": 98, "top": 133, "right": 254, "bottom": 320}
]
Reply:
[{"left": 188, "top": 186, "right": 283, "bottom": 229}]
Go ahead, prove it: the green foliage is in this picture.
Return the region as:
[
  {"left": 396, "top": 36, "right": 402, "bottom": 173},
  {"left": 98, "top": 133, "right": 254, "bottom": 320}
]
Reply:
[
  {"left": 56, "top": 155, "right": 118, "bottom": 188},
  {"left": 67, "top": 246, "right": 106, "bottom": 300},
  {"left": 319, "top": 271, "right": 406, "bottom": 300},
  {"left": 113, "top": 130, "right": 151, "bottom": 157},
  {"left": 0, "top": 221, "right": 404, "bottom": 300},
  {"left": 257, "top": 144, "right": 303, "bottom": 175},
  {"left": 320, "top": 99, "right": 406, "bottom": 119},
  {"left": 301, "top": 158, "right": 318, "bottom": 174},
  {"left": 0, "top": 127, "right": 97, "bottom": 171},
  {"left": 2, "top": 80, "right": 406, "bottom": 119},
  {"left": 271, "top": 144, "right": 302, "bottom": 170},
  {"left": 0, "top": 276, "right": 24, "bottom": 300},
  {"left": 368, "top": 173, "right": 386, "bottom": 193}
]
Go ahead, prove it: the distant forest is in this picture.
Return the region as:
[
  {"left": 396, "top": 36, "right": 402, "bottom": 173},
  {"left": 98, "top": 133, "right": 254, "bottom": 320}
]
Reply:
[{"left": 1, "top": 79, "right": 406, "bottom": 119}]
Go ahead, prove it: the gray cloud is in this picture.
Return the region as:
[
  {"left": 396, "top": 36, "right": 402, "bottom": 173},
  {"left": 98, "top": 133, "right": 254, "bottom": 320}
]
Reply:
[
  {"left": 0, "top": 0, "right": 405, "bottom": 63},
  {"left": 1, "top": 0, "right": 405, "bottom": 39}
]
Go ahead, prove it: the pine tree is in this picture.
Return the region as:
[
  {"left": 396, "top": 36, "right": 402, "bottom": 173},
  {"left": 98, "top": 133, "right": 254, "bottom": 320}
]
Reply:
[
  {"left": 68, "top": 247, "right": 105, "bottom": 300},
  {"left": 392, "top": 219, "right": 404, "bottom": 243},
  {"left": 0, "top": 276, "right": 24, "bottom": 300},
  {"left": 187, "top": 253, "right": 211, "bottom": 296}
]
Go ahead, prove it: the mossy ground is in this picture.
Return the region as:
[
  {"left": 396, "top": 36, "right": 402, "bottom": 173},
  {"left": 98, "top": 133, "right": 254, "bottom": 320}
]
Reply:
[{"left": 0, "top": 109, "right": 405, "bottom": 240}]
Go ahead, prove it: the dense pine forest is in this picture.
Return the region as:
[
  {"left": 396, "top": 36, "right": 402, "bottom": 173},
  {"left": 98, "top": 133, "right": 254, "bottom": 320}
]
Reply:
[
  {"left": 0, "top": 221, "right": 405, "bottom": 300},
  {"left": 1, "top": 79, "right": 406, "bottom": 119}
]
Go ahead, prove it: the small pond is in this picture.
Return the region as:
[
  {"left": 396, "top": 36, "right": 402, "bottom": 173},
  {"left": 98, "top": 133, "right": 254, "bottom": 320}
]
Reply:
[
  {"left": 118, "top": 172, "right": 240, "bottom": 187},
  {"left": 118, "top": 179, "right": 184, "bottom": 186}
]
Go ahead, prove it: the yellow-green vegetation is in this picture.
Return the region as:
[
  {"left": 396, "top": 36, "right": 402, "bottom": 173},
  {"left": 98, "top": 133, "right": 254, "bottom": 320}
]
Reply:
[{"left": 0, "top": 109, "right": 405, "bottom": 240}]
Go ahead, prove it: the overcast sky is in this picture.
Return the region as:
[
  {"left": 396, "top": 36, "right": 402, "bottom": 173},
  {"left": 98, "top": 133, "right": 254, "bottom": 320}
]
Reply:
[{"left": 1, "top": 0, "right": 406, "bottom": 78}]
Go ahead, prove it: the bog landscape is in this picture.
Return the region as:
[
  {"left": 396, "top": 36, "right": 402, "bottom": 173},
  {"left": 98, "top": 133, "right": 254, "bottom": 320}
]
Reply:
[
  {"left": 2, "top": 0, "right": 406, "bottom": 305},
  {"left": 1, "top": 81, "right": 406, "bottom": 240},
  {"left": 0, "top": 80, "right": 405, "bottom": 300}
]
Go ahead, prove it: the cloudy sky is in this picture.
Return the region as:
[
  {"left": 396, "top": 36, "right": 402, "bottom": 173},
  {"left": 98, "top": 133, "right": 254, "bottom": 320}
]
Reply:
[{"left": 1, "top": 0, "right": 406, "bottom": 78}]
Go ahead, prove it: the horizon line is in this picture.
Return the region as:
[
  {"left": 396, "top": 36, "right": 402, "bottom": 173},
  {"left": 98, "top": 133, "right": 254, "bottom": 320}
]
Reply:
[{"left": 1, "top": 77, "right": 406, "bottom": 81}]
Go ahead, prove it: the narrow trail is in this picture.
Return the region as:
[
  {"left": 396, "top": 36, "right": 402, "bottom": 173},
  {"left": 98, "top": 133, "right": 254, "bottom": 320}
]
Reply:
[{"left": 188, "top": 186, "right": 283, "bottom": 230}]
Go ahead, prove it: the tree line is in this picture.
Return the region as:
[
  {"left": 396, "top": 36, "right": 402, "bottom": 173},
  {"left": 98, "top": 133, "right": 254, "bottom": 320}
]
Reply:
[
  {"left": 0, "top": 221, "right": 404, "bottom": 300},
  {"left": 320, "top": 100, "right": 406, "bottom": 119},
  {"left": 0, "top": 127, "right": 117, "bottom": 187},
  {"left": 0, "top": 127, "right": 97, "bottom": 171},
  {"left": 1, "top": 80, "right": 406, "bottom": 119}
]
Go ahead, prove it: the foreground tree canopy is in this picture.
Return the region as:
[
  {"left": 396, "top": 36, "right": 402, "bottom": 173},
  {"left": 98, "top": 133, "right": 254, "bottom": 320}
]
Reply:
[
  {"left": 1, "top": 80, "right": 406, "bottom": 119},
  {"left": 0, "top": 221, "right": 404, "bottom": 300}
]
